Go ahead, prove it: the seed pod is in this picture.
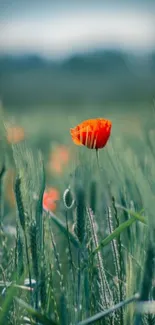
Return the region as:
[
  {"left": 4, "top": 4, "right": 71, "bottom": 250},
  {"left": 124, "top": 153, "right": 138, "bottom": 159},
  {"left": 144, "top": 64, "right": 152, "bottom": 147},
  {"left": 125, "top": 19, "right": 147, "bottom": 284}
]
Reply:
[
  {"left": 14, "top": 176, "right": 25, "bottom": 231},
  {"left": 75, "top": 184, "right": 85, "bottom": 244},
  {"left": 29, "top": 221, "right": 39, "bottom": 280}
]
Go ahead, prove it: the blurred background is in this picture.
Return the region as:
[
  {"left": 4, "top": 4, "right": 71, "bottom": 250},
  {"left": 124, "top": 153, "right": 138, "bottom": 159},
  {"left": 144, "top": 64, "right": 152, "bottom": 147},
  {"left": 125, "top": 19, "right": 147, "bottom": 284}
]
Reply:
[
  {"left": 0, "top": 0, "right": 155, "bottom": 109},
  {"left": 0, "top": 0, "right": 155, "bottom": 148},
  {"left": 0, "top": 0, "right": 155, "bottom": 231},
  {"left": 0, "top": 1, "right": 155, "bottom": 166}
]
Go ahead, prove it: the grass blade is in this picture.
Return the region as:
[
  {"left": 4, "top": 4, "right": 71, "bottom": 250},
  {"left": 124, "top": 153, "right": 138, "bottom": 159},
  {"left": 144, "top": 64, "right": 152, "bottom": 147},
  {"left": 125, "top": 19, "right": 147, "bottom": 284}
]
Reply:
[
  {"left": 46, "top": 210, "right": 80, "bottom": 248},
  {"left": 0, "top": 285, "right": 17, "bottom": 324},
  {"left": 115, "top": 204, "right": 147, "bottom": 224},
  {"left": 78, "top": 294, "right": 139, "bottom": 325},
  {"left": 92, "top": 217, "right": 141, "bottom": 256},
  {"left": 15, "top": 297, "right": 58, "bottom": 325}
]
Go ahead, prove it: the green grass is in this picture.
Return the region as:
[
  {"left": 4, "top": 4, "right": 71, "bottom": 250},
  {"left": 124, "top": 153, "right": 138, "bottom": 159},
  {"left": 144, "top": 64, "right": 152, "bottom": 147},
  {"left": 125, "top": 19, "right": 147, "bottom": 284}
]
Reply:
[{"left": 1, "top": 103, "right": 155, "bottom": 324}]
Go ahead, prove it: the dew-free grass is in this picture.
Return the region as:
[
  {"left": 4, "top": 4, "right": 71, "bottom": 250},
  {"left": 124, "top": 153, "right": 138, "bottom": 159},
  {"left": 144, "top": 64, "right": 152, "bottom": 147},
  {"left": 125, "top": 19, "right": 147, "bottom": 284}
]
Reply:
[{"left": 0, "top": 107, "right": 155, "bottom": 325}]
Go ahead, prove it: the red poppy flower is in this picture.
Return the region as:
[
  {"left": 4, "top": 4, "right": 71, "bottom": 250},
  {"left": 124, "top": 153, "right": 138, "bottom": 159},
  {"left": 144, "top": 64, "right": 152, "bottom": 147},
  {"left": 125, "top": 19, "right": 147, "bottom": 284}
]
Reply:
[
  {"left": 70, "top": 118, "right": 112, "bottom": 149},
  {"left": 43, "top": 187, "right": 60, "bottom": 212}
]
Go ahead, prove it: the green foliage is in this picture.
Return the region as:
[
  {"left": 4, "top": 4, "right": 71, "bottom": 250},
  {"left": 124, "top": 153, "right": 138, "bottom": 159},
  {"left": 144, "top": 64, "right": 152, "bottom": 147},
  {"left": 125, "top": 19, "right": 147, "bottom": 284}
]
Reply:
[
  {"left": 75, "top": 184, "right": 86, "bottom": 244},
  {"left": 1, "top": 107, "right": 155, "bottom": 325}
]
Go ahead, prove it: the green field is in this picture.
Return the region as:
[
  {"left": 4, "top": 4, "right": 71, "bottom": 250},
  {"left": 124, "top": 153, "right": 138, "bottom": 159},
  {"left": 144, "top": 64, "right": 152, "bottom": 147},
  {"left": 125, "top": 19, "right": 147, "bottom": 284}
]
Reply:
[{"left": 0, "top": 100, "right": 155, "bottom": 325}]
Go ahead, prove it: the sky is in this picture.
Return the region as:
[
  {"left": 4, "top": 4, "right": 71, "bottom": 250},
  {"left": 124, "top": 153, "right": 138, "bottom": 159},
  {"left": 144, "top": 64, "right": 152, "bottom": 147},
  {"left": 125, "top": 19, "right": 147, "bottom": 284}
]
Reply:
[{"left": 0, "top": 1, "right": 155, "bottom": 59}]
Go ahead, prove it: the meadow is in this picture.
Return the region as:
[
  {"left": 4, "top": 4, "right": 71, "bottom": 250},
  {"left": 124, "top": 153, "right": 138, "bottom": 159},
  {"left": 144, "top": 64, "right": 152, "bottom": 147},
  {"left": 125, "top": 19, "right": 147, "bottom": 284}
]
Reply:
[{"left": 0, "top": 101, "right": 155, "bottom": 325}]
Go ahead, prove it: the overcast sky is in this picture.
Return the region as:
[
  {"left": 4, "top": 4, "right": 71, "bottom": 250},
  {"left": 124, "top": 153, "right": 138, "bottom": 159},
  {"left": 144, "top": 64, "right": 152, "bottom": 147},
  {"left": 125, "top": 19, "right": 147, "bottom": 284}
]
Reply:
[{"left": 0, "top": 1, "right": 155, "bottom": 58}]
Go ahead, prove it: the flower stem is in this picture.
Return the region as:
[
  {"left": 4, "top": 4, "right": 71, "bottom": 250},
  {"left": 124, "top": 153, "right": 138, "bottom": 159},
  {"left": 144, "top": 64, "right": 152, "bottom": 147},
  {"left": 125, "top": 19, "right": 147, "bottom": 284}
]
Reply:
[{"left": 95, "top": 149, "right": 100, "bottom": 170}]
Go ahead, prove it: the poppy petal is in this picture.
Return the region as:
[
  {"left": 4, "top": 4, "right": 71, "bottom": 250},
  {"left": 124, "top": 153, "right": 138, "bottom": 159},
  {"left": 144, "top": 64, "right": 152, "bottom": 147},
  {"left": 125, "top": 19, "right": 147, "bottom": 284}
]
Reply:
[
  {"left": 70, "top": 128, "right": 83, "bottom": 146},
  {"left": 70, "top": 118, "right": 112, "bottom": 149}
]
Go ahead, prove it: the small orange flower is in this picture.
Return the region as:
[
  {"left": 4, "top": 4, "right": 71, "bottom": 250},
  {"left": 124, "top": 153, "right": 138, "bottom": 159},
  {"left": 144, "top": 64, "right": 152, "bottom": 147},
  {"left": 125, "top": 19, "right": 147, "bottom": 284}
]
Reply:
[
  {"left": 7, "top": 126, "right": 25, "bottom": 144},
  {"left": 43, "top": 187, "right": 60, "bottom": 212},
  {"left": 49, "top": 145, "right": 70, "bottom": 175},
  {"left": 70, "top": 118, "right": 112, "bottom": 149}
]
